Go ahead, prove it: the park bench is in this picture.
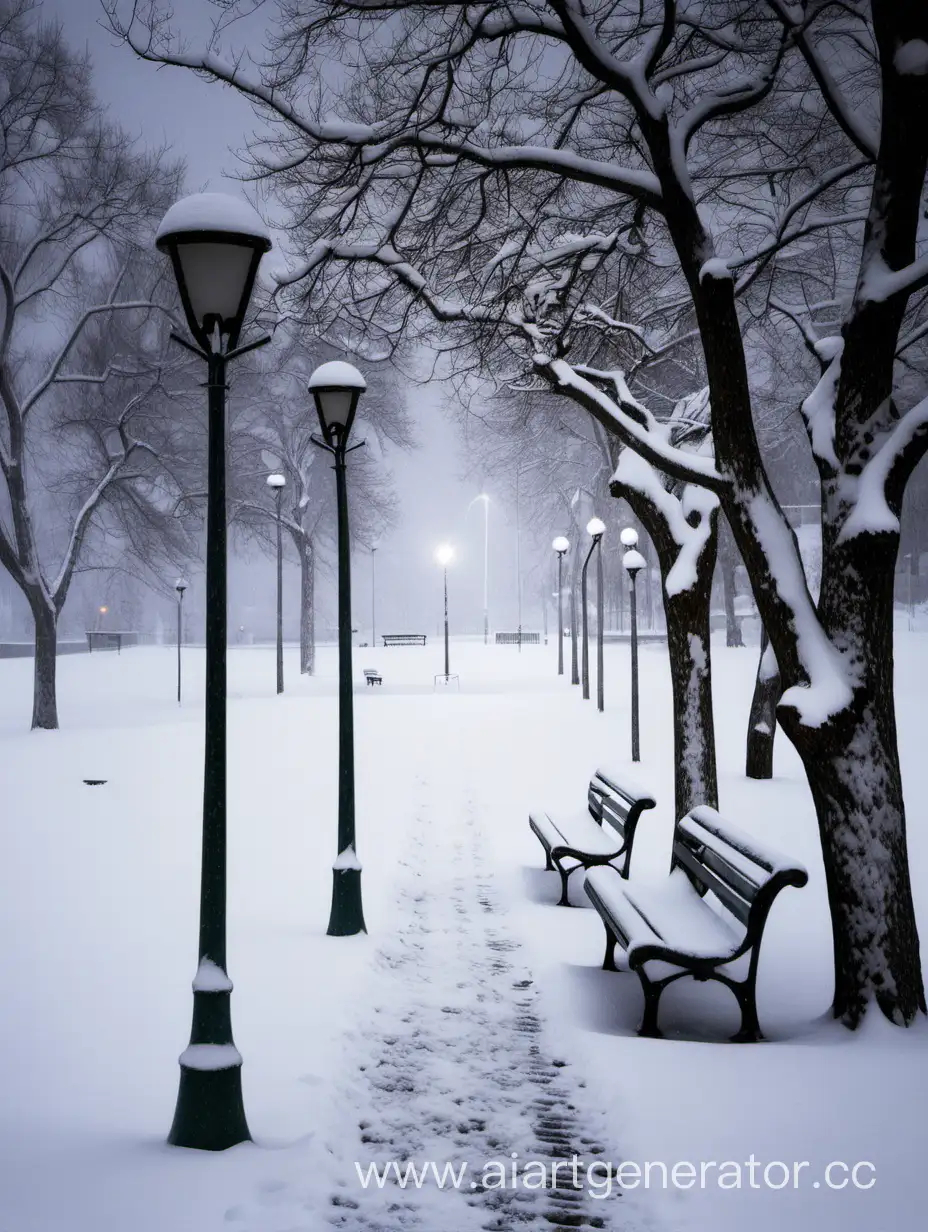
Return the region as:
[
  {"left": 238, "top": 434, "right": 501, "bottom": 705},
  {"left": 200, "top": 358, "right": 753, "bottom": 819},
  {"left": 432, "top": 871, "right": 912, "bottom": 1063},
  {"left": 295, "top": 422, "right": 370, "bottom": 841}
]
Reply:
[
  {"left": 86, "top": 630, "right": 138, "bottom": 653},
  {"left": 363, "top": 668, "right": 382, "bottom": 686},
  {"left": 529, "top": 769, "right": 657, "bottom": 906},
  {"left": 495, "top": 631, "right": 541, "bottom": 644},
  {"left": 382, "top": 634, "right": 427, "bottom": 647},
  {"left": 584, "top": 806, "right": 808, "bottom": 1041}
]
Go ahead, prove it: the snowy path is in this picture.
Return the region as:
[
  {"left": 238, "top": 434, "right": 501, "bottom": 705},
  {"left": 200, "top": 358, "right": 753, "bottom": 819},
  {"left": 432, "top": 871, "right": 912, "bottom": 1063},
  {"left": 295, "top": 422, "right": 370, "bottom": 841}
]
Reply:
[{"left": 228, "top": 711, "right": 629, "bottom": 1232}]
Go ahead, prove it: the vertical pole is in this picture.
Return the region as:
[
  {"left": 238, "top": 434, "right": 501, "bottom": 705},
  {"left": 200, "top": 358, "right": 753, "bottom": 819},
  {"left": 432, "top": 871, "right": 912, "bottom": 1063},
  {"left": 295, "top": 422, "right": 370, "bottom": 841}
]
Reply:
[
  {"left": 177, "top": 591, "right": 183, "bottom": 705},
  {"left": 169, "top": 349, "right": 249, "bottom": 1152},
  {"left": 327, "top": 443, "right": 365, "bottom": 937},
  {"left": 596, "top": 540, "right": 604, "bottom": 713},
  {"left": 275, "top": 488, "right": 284, "bottom": 695},
  {"left": 581, "top": 543, "right": 594, "bottom": 700},
  {"left": 444, "top": 566, "right": 450, "bottom": 677},
  {"left": 483, "top": 498, "right": 489, "bottom": 645},
  {"left": 556, "top": 553, "right": 564, "bottom": 676},
  {"left": 364, "top": 547, "right": 372, "bottom": 645},
  {"left": 515, "top": 471, "right": 522, "bottom": 651},
  {"left": 630, "top": 572, "right": 640, "bottom": 762},
  {"left": 569, "top": 552, "right": 579, "bottom": 685}
]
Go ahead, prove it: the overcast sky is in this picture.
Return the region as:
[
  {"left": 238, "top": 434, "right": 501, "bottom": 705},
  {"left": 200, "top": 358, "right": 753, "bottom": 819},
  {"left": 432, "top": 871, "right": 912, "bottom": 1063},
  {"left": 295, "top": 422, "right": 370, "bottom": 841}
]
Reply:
[{"left": 41, "top": 0, "right": 539, "bottom": 638}]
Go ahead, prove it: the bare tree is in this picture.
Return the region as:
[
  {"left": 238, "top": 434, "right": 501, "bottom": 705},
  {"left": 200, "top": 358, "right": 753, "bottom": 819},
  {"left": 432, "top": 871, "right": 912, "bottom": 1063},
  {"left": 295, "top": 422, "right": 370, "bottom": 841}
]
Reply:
[{"left": 0, "top": 1, "right": 189, "bottom": 726}]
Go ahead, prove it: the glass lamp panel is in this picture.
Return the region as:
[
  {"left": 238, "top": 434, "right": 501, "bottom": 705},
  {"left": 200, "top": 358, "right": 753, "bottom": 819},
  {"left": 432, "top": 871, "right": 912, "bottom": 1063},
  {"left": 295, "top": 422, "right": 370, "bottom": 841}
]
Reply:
[
  {"left": 176, "top": 241, "right": 253, "bottom": 332},
  {"left": 317, "top": 388, "right": 354, "bottom": 429}
]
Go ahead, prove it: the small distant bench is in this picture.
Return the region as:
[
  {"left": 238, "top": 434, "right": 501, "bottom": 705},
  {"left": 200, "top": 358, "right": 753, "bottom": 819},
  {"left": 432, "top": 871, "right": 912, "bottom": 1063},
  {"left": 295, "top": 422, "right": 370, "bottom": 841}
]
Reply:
[
  {"left": 86, "top": 631, "right": 139, "bottom": 654},
  {"left": 496, "top": 631, "right": 540, "bottom": 645},
  {"left": 529, "top": 769, "right": 656, "bottom": 906},
  {"left": 363, "top": 668, "right": 382, "bottom": 686},
  {"left": 382, "top": 634, "right": 426, "bottom": 647},
  {"left": 584, "top": 807, "right": 808, "bottom": 1041}
]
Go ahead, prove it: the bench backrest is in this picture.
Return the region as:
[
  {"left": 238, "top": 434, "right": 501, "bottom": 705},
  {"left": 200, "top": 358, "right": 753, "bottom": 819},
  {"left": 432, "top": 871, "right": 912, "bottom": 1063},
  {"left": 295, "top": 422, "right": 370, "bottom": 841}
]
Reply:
[
  {"left": 587, "top": 768, "right": 657, "bottom": 876},
  {"left": 672, "top": 806, "right": 808, "bottom": 939}
]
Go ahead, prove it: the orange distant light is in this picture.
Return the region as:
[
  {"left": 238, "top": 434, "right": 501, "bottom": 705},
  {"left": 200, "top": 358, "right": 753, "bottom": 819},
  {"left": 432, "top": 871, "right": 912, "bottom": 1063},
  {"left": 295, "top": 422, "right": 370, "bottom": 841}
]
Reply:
[{"left": 99, "top": 605, "right": 108, "bottom": 614}]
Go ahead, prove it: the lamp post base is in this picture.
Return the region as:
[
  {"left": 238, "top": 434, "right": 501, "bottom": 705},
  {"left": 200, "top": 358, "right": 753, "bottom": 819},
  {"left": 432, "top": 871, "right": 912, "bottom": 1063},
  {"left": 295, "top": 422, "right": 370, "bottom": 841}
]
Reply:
[
  {"left": 168, "top": 1060, "right": 250, "bottom": 1151},
  {"left": 326, "top": 867, "right": 367, "bottom": 936}
]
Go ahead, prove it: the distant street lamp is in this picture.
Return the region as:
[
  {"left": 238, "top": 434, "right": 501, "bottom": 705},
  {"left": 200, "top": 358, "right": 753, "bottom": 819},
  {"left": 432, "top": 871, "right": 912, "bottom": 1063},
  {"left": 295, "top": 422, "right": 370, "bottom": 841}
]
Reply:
[
  {"left": 623, "top": 536, "right": 646, "bottom": 762},
  {"left": 309, "top": 360, "right": 368, "bottom": 939},
  {"left": 436, "top": 544, "right": 454, "bottom": 677},
  {"left": 175, "top": 577, "right": 188, "bottom": 704},
  {"left": 370, "top": 542, "right": 379, "bottom": 648},
  {"left": 156, "top": 190, "right": 271, "bottom": 1151},
  {"left": 552, "top": 536, "right": 569, "bottom": 676},
  {"left": 267, "top": 473, "right": 286, "bottom": 694},
  {"left": 581, "top": 518, "right": 605, "bottom": 701}
]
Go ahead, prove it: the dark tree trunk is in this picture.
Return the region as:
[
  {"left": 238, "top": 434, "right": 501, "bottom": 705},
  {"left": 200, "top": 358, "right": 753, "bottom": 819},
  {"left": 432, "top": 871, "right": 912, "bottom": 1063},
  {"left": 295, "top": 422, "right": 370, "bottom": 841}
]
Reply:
[
  {"left": 30, "top": 595, "right": 59, "bottom": 730},
  {"left": 773, "top": 520, "right": 927, "bottom": 1027},
  {"left": 299, "top": 536, "right": 315, "bottom": 675},
  {"left": 746, "top": 625, "right": 779, "bottom": 779},
  {"left": 612, "top": 478, "right": 719, "bottom": 821},
  {"left": 719, "top": 521, "right": 744, "bottom": 647},
  {"left": 663, "top": 566, "right": 719, "bottom": 819}
]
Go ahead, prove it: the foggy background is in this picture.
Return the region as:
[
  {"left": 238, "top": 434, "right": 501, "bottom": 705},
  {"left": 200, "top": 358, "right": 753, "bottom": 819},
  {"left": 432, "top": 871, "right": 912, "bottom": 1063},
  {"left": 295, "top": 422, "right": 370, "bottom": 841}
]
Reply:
[{"left": 0, "top": 0, "right": 549, "bottom": 645}]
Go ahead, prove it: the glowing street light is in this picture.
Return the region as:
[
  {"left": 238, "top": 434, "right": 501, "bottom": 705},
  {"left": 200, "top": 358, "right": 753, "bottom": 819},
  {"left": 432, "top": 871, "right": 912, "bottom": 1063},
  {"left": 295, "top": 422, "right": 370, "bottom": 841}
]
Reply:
[
  {"left": 436, "top": 544, "right": 454, "bottom": 677},
  {"left": 552, "top": 537, "right": 569, "bottom": 676},
  {"left": 581, "top": 518, "right": 606, "bottom": 702},
  {"left": 623, "top": 542, "right": 647, "bottom": 761}
]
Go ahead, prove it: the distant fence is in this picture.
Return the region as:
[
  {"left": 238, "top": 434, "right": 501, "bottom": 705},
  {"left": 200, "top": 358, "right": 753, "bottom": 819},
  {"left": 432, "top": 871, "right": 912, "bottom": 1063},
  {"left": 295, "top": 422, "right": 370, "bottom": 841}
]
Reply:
[
  {"left": 0, "top": 641, "right": 88, "bottom": 659},
  {"left": 495, "top": 631, "right": 541, "bottom": 645}
]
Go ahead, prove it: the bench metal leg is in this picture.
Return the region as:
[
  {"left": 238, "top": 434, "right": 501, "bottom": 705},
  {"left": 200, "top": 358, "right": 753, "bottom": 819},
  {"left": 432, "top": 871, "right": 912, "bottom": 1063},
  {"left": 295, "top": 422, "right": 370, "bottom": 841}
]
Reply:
[
  {"left": 544, "top": 849, "right": 554, "bottom": 871},
  {"left": 636, "top": 977, "right": 665, "bottom": 1039},
  {"left": 602, "top": 926, "right": 618, "bottom": 972},
  {"left": 556, "top": 863, "right": 573, "bottom": 907},
  {"left": 730, "top": 980, "right": 764, "bottom": 1043}
]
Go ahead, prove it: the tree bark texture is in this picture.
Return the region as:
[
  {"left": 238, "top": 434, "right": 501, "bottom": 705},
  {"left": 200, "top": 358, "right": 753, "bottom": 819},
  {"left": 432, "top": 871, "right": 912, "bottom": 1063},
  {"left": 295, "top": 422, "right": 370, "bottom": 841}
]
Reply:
[{"left": 746, "top": 625, "right": 779, "bottom": 780}]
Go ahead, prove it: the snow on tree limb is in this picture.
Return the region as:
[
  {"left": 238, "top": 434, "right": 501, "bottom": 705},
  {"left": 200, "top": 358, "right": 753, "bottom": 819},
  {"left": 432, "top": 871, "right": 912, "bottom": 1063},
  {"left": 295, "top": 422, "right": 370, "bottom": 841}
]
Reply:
[
  {"left": 747, "top": 492, "right": 854, "bottom": 727},
  {"left": 837, "top": 394, "right": 928, "bottom": 543},
  {"left": 537, "top": 356, "right": 728, "bottom": 492}
]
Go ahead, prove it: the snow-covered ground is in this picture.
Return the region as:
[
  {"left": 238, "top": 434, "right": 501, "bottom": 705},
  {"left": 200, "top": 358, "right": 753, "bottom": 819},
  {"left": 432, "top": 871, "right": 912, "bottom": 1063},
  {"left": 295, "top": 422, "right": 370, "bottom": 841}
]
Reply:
[{"left": 1, "top": 633, "right": 925, "bottom": 1232}]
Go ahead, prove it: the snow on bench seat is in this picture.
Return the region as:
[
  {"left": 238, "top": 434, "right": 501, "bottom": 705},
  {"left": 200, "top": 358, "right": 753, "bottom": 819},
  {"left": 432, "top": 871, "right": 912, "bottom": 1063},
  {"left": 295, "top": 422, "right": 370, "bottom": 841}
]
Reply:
[
  {"left": 528, "top": 769, "right": 656, "bottom": 906},
  {"left": 584, "top": 866, "right": 741, "bottom": 961},
  {"left": 530, "top": 810, "right": 624, "bottom": 861}
]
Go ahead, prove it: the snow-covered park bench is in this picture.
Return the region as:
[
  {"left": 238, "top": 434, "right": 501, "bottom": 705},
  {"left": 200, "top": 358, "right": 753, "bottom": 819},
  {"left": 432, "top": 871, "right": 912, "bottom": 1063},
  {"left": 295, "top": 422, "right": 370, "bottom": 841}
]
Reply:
[
  {"left": 363, "top": 668, "right": 382, "bottom": 686},
  {"left": 584, "top": 807, "right": 808, "bottom": 1042},
  {"left": 529, "top": 769, "right": 656, "bottom": 906},
  {"left": 381, "top": 634, "right": 427, "bottom": 647},
  {"left": 85, "top": 630, "right": 139, "bottom": 653}
]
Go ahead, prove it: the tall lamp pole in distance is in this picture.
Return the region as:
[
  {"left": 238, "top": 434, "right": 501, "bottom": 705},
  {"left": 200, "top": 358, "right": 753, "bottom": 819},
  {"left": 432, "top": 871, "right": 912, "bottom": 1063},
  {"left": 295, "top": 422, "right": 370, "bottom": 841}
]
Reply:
[
  {"left": 581, "top": 518, "right": 605, "bottom": 701},
  {"left": 622, "top": 527, "right": 645, "bottom": 762},
  {"left": 436, "top": 544, "right": 454, "bottom": 676},
  {"left": 156, "top": 191, "right": 272, "bottom": 1151},
  {"left": 175, "top": 577, "right": 188, "bottom": 705},
  {"left": 479, "top": 495, "right": 490, "bottom": 644},
  {"left": 267, "top": 473, "right": 286, "bottom": 694},
  {"left": 590, "top": 520, "right": 606, "bottom": 713},
  {"left": 370, "top": 542, "right": 379, "bottom": 649},
  {"left": 552, "top": 537, "right": 569, "bottom": 676},
  {"left": 309, "top": 360, "right": 368, "bottom": 938}
]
